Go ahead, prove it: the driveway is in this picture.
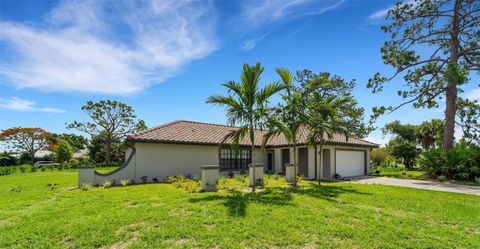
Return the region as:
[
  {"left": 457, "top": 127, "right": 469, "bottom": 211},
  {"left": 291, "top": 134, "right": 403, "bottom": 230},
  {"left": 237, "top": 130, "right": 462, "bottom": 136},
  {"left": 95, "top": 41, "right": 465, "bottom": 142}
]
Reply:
[{"left": 352, "top": 176, "right": 480, "bottom": 196}]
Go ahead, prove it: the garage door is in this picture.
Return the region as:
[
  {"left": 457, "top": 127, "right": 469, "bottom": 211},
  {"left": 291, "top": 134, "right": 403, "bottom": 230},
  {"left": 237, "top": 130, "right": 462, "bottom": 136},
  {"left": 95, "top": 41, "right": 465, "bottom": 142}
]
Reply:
[{"left": 335, "top": 150, "right": 365, "bottom": 177}]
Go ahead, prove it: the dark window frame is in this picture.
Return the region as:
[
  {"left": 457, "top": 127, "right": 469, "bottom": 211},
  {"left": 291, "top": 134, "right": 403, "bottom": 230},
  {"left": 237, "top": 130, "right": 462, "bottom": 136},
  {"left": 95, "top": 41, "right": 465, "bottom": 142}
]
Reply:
[{"left": 219, "top": 147, "right": 251, "bottom": 171}]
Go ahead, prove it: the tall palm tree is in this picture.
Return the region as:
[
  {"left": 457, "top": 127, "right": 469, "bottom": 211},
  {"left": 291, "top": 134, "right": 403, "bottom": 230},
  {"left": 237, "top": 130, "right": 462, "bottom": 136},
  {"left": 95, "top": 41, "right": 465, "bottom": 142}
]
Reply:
[
  {"left": 206, "top": 62, "right": 283, "bottom": 191},
  {"left": 263, "top": 68, "right": 305, "bottom": 187}
]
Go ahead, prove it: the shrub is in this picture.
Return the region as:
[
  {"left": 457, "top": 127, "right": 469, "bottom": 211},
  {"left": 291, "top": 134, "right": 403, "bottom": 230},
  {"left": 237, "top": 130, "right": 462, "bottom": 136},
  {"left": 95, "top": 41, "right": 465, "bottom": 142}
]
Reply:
[
  {"left": 120, "top": 179, "right": 130, "bottom": 186},
  {"left": 54, "top": 139, "right": 74, "bottom": 163},
  {"left": 30, "top": 165, "right": 37, "bottom": 173},
  {"left": 474, "top": 177, "right": 480, "bottom": 185},
  {"left": 41, "top": 167, "right": 46, "bottom": 172},
  {"left": 437, "top": 175, "right": 446, "bottom": 182},
  {"left": 103, "top": 180, "right": 113, "bottom": 189},
  {"left": 46, "top": 183, "right": 58, "bottom": 190},
  {"left": 10, "top": 185, "right": 22, "bottom": 193},
  {"left": 0, "top": 166, "right": 16, "bottom": 176},
  {"left": 19, "top": 166, "right": 27, "bottom": 173},
  {"left": 80, "top": 183, "right": 92, "bottom": 191},
  {"left": 152, "top": 177, "right": 158, "bottom": 183},
  {"left": 227, "top": 171, "right": 235, "bottom": 178},
  {"left": 370, "top": 148, "right": 389, "bottom": 166},
  {"left": 140, "top": 176, "right": 148, "bottom": 184},
  {"left": 419, "top": 143, "right": 480, "bottom": 180},
  {"left": 0, "top": 152, "right": 16, "bottom": 166},
  {"left": 166, "top": 175, "right": 200, "bottom": 192}
]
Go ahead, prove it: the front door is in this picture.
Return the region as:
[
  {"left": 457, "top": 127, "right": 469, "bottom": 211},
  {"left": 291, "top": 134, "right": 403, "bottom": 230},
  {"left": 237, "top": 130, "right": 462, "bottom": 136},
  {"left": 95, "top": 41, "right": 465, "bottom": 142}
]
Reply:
[
  {"left": 322, "top": 149, "right": 331, "bottom": 178},
  {"left": 267, "top": 151, "right": 274, "bottom": 173}
]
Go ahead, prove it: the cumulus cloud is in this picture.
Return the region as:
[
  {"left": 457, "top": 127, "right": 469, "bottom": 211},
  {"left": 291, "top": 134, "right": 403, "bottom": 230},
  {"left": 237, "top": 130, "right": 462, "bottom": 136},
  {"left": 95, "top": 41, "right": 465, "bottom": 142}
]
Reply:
[
  {"left": 0, "top": 97, "right": 65, "bottom": 113},
  {"left": 0, "top": 0, "right": 217, "bottom": 95}
]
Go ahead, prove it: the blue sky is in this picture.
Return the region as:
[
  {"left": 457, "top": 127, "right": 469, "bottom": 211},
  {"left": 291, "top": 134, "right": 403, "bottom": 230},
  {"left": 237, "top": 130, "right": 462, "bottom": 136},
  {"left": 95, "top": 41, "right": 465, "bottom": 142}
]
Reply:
[{"left": 0, "top": 0, "right": 479, "bottom": 146}]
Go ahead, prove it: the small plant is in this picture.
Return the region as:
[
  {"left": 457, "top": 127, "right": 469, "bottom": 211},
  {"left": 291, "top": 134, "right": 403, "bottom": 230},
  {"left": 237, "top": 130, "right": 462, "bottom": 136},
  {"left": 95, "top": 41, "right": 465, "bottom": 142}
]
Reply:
[
  {"left": 140, "top": 176, "right": 148, "bottom": 184},
  {"left": 120, "top": 179, "right": 130, "bottom": 186},
  {"left": 30, "top": 165, "right": 37, "bottom": 173},
  {"left": 10, "top": 185, "right": 22, "bottom": 193},
  {"left": 152, "top": 177, "right": 158, "bottom": 183},
  {"left": 333, "top": 173, "right": 341, "bottom": 179},
  {"left": 240, "top": 170, "right": 247, "bottom": 175},
  {"left": 46, "top": 183, "right": 58, "bottom": 190},
  {"left": 0, "top": 166, "right": 16, "bottom": 176},
  {"left": 474, "top": 177, "right": 480, "bottom": 185},
  {"left": 19, "top": 166, "right": 27, "bottom": 173},
  {"left": 437, "top": 175, "right": 446, "bottom": 182},
  {"left": 103, "top": 180, "right": 113, "bottom": 189},
  {"left": 80, "top": 183, "right": 92, "bottom": 191},
  {"left": 41, "top": 167, "right": 46, "bottom": 172},
  {"left": 228, "top": 171, "right": 235, "bottom": 178}
]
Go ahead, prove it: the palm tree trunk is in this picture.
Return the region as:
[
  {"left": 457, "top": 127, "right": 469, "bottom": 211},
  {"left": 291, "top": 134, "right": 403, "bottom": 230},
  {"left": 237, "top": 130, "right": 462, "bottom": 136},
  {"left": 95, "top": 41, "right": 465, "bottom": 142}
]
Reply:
[
  {"left": 250, "top": 127, "right": 256, "bottom": 192},
  {"left": 292, "top": 144, "right": 297, "bottom": 187}
]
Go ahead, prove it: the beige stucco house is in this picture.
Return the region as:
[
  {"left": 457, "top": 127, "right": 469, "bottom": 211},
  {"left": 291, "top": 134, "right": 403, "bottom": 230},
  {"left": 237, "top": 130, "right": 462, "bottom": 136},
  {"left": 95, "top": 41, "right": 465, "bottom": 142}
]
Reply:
[{"left": 80, "top": 120, "right": 378, "bottom": 185}]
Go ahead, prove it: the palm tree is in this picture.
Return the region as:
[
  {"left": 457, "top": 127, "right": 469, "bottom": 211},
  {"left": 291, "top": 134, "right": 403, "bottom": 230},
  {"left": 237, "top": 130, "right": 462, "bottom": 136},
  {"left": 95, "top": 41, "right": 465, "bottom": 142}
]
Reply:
[
  {"left": 263, "top": 68, "right": 305, "bottom": 187},
  {"left": 305, "top": 95, "right": 351, "bottom": 184},
  {"left": 206, "top": 62, "right": 283, "bottom": 191}
]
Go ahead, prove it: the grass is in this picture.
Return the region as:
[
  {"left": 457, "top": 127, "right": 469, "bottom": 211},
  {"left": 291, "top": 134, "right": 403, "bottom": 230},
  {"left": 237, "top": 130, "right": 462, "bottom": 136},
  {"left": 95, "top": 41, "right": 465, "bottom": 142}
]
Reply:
[
  {"left": 375, "top": 169, "right": 430, "bottom": 180},
  {"left": 1, "top": 171, "right": 479, "bottom": 248}
]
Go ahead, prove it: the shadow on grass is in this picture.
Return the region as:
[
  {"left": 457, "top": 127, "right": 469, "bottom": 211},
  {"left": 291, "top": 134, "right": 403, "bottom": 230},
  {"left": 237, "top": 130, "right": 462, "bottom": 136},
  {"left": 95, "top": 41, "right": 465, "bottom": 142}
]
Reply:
[
  {"left": 189, "top": 182, "right": 368, "bottom": 217},
  {"left": 292, "top": 182, "right": 370, "bottom": 202}
]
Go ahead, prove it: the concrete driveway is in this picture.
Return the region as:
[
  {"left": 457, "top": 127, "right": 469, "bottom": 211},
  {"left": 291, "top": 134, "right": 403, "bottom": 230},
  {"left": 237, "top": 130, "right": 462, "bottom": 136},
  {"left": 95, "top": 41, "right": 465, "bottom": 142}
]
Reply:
[{"left": 352, "top": 176, "right": 480, "bottom": 196}]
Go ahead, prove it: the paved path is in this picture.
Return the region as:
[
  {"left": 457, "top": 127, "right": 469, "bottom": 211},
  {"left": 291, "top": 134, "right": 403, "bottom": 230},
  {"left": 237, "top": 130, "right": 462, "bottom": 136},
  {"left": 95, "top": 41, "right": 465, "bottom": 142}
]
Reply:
[{"left": 352, "top": 176, "right": 480, "bottom": 196}]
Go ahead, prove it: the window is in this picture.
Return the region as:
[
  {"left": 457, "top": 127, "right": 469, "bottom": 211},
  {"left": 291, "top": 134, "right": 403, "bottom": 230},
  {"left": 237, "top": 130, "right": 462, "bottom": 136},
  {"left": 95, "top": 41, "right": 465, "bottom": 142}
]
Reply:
[{"left": 219, "top": 148, "right": 251, "bottom": 170}]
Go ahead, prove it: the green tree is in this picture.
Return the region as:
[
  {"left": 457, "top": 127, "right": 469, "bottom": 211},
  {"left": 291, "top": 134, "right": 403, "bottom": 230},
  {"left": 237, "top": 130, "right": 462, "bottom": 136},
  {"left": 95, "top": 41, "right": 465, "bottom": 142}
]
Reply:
[
  {"left": 368, "top": 0, "right": 480, "bottom": 151},
  {"left": 263, "top": 68, "right": 304, "bottom": 187},
  {"left": 67, "top": 100, "right": 147, "bottom": 164},
  {"left": 382, "top": 120, "right": 422, "bottom": 168},
  {"left": 54, "top": 139, "right": 73, "bottom": 163},
  {"left": 49, "top": 133, "right": 88, "bottom": 152},
  {"left": 88, "top": 132, "right": 125, "bottom": 165},
  {"left": 457, "top": 98, "right": 480, "bottom": 145},
  {"left": 207, "top": 62, "right": 283, "bottom": 191},
  {"left": 417, "top": 119, "right": 444, "bottom": 149}
]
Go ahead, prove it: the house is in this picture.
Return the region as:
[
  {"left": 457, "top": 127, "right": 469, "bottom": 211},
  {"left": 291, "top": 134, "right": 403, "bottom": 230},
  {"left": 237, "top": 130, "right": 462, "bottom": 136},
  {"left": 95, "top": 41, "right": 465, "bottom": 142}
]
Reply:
[{"left": 85, "top": 120, "right": 378, "bottom": 185}]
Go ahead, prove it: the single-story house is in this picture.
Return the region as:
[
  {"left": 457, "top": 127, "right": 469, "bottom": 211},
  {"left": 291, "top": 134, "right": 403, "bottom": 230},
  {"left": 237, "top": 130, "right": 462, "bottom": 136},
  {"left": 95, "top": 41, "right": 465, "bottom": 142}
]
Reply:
[{"left": 88, "top": 120, "right": 378, "bottom": 184}]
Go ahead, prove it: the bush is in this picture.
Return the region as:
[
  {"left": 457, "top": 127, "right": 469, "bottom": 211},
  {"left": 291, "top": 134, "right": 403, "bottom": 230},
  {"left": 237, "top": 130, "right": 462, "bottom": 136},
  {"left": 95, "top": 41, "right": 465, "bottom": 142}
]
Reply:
[
  {"left": 103, "top": 180, "right": 113, "bottom": 189},
  {"left": 120, "top": 179, "right": 130, "bottom": 186},
  {"left": 418, "top": 143, "right": 480, "bottom": 180},
  {"left": 0, "top": 166, "right": 16, "bottom": 176},
  {"left": 140, "top": 176, "right": 148, "bottom": 184},
  {"left": 152, "top": 177, "right": 158, "bottom": 183},
  {"left": 46, "top": 183, "right": 58, "bottom": 190},
  {"left": 30, "top": 165, "right": 37, "bottom": 173},
  {"left": 166, "top": 175, "right": 200, "bottom": 193},
  {"left": 437, "top": 175, "right": 446, "bottom": 182},
  {"left": 10, "top": 185, "right": 22, "bottom": 193},
  {"left": 80, "top": 183, "right": 92, "bottom": 191},
  {"left": 0, "top": 153, "right": 16, "bottom": 166},
  {"left": 54, "top": 139, "right": 74, "bottom": 163},
  {"left": 370, "top": 148, "right": 389, "bottom": 166}
]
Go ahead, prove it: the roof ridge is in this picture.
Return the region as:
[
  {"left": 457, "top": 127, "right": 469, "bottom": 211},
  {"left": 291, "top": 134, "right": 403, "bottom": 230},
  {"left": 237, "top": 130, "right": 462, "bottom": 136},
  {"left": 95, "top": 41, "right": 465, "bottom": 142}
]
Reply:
[{"left": 176, "top": 120, "right": 239, "bottom": 129}]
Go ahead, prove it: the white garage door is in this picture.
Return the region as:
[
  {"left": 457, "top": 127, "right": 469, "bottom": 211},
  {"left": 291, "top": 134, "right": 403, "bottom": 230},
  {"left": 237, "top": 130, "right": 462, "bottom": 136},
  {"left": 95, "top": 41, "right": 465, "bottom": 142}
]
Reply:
[{"left": 335, "top": 150, "right": 365, "bottom": 177}]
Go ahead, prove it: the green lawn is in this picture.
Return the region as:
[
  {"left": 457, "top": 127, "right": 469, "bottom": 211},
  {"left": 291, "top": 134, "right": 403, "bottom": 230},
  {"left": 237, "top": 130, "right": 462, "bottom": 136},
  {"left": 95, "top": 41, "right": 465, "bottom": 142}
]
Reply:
[
  {"left": 1, "top": 171, "right": 479, "bottom": 248},
  {"left": 374, "top": 169, "right": 430, "bottom": 180}
]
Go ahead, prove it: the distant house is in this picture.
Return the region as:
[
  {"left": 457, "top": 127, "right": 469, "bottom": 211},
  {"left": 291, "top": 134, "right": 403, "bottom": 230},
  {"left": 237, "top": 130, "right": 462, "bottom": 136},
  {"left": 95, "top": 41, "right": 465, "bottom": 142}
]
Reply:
[{"left": 87, "top": 120, "right": 377, "bottom": 184}]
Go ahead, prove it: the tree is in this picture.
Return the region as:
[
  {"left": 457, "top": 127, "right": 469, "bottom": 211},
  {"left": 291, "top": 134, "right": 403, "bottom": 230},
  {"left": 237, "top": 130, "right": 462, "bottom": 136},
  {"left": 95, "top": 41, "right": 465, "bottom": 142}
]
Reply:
[
  {"left": 0, "top": 127, "right": 51, "bottom": 159},
  {"left": 88, "top": 132, "right": 125, "bottom": 164},
  {"left": 67, "top": 100, "right": 147, "bottom": 164},
  {"left": 382, "top": 120, "right": 422, "bottom": 168},
  {"left": 417, "top": 119, "right": 444, "bottom": 149},
  {"left": 50, "top": 133, "right": 88, "bottom": 152},
  {"left": 368, "top": 0, "right": 480, "bottom": 151},
  {"left": 301, "top": 71, "right": 370, "bottom": 181},
  {"left": 54, "top": 139, "right": 73, "bottom": 163},
  {"left": 207, "top": 62, "right": 283, "bottom": 191},
  {"left": 263, "top": 68, "right": 305, "bottom": 187},
  {"left": 456, "top": 98, "right": 480, "bottom": 145}
]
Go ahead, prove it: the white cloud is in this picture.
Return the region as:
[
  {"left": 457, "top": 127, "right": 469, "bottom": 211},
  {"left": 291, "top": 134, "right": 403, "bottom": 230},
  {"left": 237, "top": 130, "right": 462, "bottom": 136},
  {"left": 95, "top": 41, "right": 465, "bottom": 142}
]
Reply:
[
  {"left": 466, "top": 88, "right": 480, "bottom": 101},
  {"left": 369, "top": 0, "right": 416, "bottom": 20},
  {"left": 0, "top": 97, "right": 65, "bottom": 113},
  {"left": 242, "top": 0, "right": 345, "bottom": 27},
  {"left": 0, "top": 0, "right": 217, "bottom": 95},
  {"left": 241, "top": 33, "right": 268, "bottom": 51}
]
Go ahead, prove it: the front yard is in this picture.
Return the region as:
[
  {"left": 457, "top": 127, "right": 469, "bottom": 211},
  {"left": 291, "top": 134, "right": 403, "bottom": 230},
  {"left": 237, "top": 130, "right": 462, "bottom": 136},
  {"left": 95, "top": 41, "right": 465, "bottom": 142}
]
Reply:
[{"left": 1, "top": 170, "right": 479, "bottom": 248}]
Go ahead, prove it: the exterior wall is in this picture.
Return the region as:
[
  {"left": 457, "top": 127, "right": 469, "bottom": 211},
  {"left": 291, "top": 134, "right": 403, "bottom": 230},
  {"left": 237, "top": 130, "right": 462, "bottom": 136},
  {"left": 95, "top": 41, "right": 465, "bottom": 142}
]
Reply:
[
  {"left": 273, "top": 148, "right": 283, "bottom": 173},
  {"left": 92, "top": 143, "right": 266, "bottom": 185}
]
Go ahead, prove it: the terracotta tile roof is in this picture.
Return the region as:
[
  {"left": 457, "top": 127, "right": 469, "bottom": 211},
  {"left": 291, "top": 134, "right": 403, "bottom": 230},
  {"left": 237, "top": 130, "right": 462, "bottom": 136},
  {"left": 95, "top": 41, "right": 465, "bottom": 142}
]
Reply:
[{"left": 127, "top": 120, "right": 378, "bottom": 148}]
